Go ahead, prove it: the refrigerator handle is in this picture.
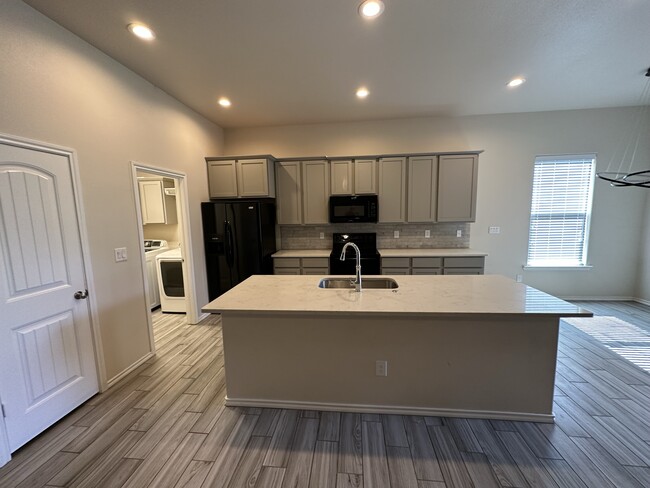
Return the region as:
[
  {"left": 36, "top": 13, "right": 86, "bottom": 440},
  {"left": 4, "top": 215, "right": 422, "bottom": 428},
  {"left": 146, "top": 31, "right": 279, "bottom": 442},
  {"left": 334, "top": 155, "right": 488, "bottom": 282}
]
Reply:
[{"left": 225, "top": 221, "right": 235, "bottom": 267}]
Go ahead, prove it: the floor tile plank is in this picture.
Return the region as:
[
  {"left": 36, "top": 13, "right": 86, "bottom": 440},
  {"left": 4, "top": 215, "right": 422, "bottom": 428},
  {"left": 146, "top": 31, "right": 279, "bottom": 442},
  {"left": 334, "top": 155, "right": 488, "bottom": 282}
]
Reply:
[
  {"left": 404, "top": 416, "right": 443, "bottom": 482},
  {"left": 309, "top": 440, "right": 338, "bottom": 488},
  {"left": 338, "top": 412, "right": 363, "bottom": 475},
  {"left": 200, "top": 413, "right": 259, "bottom": 488},
  {"left": 361, "top": 421, "right": 390, "bottom": 488}
]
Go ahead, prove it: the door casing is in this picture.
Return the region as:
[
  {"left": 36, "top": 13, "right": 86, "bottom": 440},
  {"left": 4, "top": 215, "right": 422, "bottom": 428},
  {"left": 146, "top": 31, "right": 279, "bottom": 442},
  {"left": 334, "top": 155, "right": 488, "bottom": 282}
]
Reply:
[{"left": 130, "top": 162, "right": 202, "bottom": 357}]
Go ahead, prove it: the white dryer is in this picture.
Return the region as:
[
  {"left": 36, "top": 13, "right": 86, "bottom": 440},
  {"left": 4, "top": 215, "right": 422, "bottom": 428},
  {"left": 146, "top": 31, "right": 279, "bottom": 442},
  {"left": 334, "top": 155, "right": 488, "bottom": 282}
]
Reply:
[{"left": 156, "top": 248, "right": 186, "bottom": 313}]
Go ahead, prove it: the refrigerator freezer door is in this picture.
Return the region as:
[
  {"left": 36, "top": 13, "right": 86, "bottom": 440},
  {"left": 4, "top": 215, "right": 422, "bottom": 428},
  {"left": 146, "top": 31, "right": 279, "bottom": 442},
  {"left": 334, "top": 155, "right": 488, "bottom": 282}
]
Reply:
[
  {"left": 230, "top": 202, "right": 264, "bottom": 283},
  {"left": 202, "top": 202, "right": 236, "bottom": 301}
]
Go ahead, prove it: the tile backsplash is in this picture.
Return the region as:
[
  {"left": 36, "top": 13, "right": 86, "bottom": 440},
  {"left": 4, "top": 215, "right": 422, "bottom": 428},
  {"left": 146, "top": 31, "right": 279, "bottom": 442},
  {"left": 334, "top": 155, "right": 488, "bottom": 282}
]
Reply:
[{"left": 279, "top": 223, "right": 470, "bottom": 250}]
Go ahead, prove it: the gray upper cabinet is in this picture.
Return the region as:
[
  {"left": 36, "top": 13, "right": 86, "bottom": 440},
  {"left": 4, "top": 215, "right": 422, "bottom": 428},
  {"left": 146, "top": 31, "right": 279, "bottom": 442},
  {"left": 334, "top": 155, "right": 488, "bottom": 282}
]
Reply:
[
  {"left": 378, "top": 157, "right": 407, "bottom": 223},
  {"left": 330, "top": 159, "right": 377, "bottom": 195},
  {"left": 276, "top": 160, "right": 329, "bottom": 224},
  {"left": 207, "top": 157, "right": 275, "bottom": 199},
  {"left": 276, "top": 161, "right": 302, "bottom": 225},
  {"left": 302, "top": 160, "right": 330, "bottom": 224},
  {"left": 354, "top": 159, "right": 377, "bottom": 194},
  {"left": 330, "top": 160, "right": 353, "bottom": 195},
  {"left": 207, "top": 160, "right": 238, "bottom": 198},
  {"left": 437, "top": 154, "right": 478, "bottom": 222},
  {"left": 407, "top": 155, "right": 438, "bottom": 222}
]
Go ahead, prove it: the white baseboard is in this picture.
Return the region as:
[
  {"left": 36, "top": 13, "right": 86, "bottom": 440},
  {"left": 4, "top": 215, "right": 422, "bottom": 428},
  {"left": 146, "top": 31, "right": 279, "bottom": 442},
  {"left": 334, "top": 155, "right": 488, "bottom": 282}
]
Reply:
[
  {"left": 104, "top": 352, "right": 154, "bottom": 391},
  {"left": 634, "top": 297, "right": 650, "bottom": 307},
  {"left": 224, "top": 396, "right": 555, "bottom": 424}
]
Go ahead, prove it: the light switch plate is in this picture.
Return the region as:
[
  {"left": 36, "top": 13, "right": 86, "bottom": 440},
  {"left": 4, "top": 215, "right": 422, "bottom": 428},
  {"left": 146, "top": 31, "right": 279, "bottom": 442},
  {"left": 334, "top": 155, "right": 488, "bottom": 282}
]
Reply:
[
  {"left": 394, "top": 230, "right": 400, "bottom": 238},
  {"left": 114, "top": 247, "right": 127, "bottom": 262}
]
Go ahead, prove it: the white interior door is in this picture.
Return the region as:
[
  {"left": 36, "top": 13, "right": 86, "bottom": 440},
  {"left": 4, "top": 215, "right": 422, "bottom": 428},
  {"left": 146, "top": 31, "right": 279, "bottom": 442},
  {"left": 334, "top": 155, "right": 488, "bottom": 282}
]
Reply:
[{"left": 0, "top": 141, "right": 98, "bottom": 452}]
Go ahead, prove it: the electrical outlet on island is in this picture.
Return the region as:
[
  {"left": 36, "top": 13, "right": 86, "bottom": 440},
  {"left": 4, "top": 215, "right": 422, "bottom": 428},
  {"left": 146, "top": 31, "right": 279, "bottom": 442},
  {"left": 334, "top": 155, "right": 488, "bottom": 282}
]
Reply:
[
  {"left": 456, "top": 229, "right": 462, "bottom": 238},
  {"left": 375, "top": 360, "right": 388, "bottom": 376}
]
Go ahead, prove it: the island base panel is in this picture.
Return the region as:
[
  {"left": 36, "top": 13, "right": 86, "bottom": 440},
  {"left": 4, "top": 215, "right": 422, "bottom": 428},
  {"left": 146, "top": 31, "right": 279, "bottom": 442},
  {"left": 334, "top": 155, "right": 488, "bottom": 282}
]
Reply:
[{"left": 220, "top": 313, "right": 559, "bottom": 422}]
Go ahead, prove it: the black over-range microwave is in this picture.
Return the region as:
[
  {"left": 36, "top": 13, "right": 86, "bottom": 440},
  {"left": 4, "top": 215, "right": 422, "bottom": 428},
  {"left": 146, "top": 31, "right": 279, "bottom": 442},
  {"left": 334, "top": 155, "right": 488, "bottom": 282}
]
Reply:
[{"left": 329, "top": 195, "right": 378, "bottom": 223}]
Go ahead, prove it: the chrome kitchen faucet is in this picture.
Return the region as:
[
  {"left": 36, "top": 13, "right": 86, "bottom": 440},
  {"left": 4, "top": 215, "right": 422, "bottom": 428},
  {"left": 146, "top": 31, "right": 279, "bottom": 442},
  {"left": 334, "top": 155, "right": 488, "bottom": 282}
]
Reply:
[{"left": 340, "top": 242, "right": 362, "bottom": 292}]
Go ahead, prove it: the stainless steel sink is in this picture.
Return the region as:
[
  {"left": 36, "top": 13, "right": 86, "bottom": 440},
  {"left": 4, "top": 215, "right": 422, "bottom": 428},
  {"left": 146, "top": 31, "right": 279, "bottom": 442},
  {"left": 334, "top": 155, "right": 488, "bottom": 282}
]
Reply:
[{"left": 318, "top": 277, "right": 399, "bottom": 289}]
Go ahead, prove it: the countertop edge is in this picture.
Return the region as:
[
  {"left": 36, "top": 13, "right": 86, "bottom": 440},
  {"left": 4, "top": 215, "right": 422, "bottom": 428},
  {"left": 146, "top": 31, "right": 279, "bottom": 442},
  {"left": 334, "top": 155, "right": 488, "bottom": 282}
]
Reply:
[{"left": 203, "top": 308, "right": 593, "bottom": 319}]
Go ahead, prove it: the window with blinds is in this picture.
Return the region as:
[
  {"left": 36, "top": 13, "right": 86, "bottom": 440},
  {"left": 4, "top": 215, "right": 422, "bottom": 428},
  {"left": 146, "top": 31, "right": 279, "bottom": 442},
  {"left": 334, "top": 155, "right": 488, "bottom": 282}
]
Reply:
[{"left": 526, "top": 154, "right": 595, "bottom": 267}]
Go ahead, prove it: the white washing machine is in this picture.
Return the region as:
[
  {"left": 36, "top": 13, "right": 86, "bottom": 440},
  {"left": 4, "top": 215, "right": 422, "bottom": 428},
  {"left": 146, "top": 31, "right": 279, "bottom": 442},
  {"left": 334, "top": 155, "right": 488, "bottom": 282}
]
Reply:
[
  {"left": 144, "top": 240, "right": 168, "bottom": 309},
  {"left": 156, "top": 248, "right": 186, "bottom": 313}
]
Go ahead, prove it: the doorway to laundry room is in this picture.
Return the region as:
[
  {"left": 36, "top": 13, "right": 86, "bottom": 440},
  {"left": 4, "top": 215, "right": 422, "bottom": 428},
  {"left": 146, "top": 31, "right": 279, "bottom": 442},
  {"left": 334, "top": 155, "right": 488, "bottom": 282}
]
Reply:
[{"left": 131, "top": 163, "right": 198, "bottom": 349}]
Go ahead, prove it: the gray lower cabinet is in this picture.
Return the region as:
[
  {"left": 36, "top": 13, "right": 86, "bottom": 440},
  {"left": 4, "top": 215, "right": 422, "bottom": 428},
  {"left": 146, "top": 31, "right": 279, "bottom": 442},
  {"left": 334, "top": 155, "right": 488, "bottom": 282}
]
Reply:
[
  {"left": 381, "top": 255, "right": 484, "bottom": 275},
  {"left": 442, "top": 256, "right": 484, "bottom": 275},
  {"left": 274, "top": 257, "right": 329, "bottom": 275}
]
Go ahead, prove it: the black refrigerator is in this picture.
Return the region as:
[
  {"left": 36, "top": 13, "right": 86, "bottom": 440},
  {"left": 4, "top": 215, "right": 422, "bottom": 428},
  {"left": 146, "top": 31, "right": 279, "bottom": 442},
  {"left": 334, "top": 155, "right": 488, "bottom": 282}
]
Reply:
[{"left": 201, "top": 200, "right": 276, "bottom": 301}]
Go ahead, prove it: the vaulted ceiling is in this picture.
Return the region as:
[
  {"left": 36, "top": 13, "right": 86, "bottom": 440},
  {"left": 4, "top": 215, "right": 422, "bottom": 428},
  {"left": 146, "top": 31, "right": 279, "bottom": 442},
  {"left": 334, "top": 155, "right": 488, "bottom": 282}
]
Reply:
[{"left": 23, "top": 0, "right": 650, "bottom": 128}]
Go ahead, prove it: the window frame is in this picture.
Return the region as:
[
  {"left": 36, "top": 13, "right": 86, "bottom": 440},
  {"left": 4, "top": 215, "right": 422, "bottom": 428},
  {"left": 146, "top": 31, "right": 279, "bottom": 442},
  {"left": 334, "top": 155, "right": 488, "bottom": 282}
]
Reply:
[{"left": 524, "top": 154, "right": 596, "bottom": 270}]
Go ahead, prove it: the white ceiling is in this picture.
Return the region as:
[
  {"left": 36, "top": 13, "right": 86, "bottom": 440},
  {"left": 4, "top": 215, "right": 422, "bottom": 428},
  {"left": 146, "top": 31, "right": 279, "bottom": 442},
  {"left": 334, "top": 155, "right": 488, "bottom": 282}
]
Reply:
[{"left": 23, "top": 0, "right": 650, "bottom": 129}]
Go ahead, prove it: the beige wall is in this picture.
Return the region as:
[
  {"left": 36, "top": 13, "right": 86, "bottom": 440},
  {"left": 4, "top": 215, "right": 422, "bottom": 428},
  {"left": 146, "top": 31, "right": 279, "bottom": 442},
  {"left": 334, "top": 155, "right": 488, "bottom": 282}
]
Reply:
[
  {"left": 0, "top": 1, "right": 223, "bottom": 382},
  {"left": 638, "top": 193, "right": 650, "bottom": 302},
  {"left": 225, "top": 108, "right": 650, "bottom": 299}
]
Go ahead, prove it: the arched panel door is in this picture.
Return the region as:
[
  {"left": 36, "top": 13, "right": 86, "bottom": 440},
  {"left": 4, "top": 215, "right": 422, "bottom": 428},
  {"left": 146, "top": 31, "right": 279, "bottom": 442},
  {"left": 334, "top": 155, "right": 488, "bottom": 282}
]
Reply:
[{"left": 0, "top": 140, "right": 98, "bottom": 452}]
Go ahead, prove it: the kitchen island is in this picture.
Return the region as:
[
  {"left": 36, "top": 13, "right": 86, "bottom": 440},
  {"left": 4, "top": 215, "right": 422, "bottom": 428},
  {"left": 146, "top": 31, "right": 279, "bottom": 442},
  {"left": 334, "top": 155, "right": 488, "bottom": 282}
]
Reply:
[{"left": 203, "top": 275, "right": 592, "bottom": 422}]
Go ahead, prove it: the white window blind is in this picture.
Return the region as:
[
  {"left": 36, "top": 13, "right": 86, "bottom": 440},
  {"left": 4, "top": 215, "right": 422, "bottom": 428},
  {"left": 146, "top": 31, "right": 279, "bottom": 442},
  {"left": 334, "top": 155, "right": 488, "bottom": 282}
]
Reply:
[{"left": 526, "top": 154, "right": 595, "bottom": 267}]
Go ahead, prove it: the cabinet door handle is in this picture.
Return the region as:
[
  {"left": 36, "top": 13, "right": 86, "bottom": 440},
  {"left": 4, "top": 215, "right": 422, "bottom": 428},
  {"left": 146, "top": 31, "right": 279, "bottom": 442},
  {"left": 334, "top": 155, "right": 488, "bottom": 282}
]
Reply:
[{"left": 74, "top": 289, "right": 89, "bottom": 300}]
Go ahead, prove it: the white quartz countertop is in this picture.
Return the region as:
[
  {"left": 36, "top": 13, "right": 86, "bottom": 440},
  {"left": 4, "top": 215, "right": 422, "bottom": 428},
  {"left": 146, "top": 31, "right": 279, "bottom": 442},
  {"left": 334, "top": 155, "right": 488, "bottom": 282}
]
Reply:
[
  {"left": 378, "top": 248, "right": 487, "bottom": 257},
  {"left": 203, "top": 275, "right": 591, "bottom": 318},
  {"left": 272, "top": 248, "right": 487, "bottom": 258}
]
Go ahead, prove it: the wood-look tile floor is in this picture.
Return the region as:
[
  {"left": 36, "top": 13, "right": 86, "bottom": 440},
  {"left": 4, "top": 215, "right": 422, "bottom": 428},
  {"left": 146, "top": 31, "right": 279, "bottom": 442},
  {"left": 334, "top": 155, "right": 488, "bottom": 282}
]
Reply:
[{"left": 2, "top": 302, "right": 650, "bottom": 487}]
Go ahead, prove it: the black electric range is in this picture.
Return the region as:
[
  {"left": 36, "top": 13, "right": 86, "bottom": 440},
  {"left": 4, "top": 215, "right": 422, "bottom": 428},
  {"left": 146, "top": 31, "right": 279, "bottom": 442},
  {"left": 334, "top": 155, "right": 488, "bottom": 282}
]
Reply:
[{"left": 329, "top": 232, "right": 380, "bottom": 275}]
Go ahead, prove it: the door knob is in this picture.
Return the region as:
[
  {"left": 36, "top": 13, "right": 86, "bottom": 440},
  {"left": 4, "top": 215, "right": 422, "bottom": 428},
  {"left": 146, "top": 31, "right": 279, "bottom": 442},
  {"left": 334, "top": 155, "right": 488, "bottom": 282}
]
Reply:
[{"left": 74, "top": 290, "right": 89, "bottom": 300}]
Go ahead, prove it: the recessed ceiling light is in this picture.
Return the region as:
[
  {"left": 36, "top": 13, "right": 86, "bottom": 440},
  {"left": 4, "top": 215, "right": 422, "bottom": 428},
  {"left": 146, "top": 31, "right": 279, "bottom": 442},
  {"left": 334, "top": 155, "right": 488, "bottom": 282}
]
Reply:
[
  {"left": 356, "top": 87, "right": 370, "bottom": 99},
  {"left": 507, "top": 77, "right": 526, "bottom": 88},
  {"left": 127, "top": 23, "right": 155, "bottom": 41},
  {"left": 359, "top": 0, "right": 385, "bottom": 19},
  {"left": 218, "top": 97, "right": 232, "bottom": 108}
]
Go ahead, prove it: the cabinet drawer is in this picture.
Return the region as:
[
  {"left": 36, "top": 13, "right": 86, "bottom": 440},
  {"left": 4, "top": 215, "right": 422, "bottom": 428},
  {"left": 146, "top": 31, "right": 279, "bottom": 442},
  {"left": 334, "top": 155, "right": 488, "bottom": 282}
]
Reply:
[
  {"left": 412, "top": 268, "right": 441, "bottom": 275},
  {"left": 443, "top": 257, "right": 485, "bottom": 268},
  {"left": 381, "top": 257, "right": 410, "bottom": 268},
  {"left": 382, "top": 268, "right": 411, "bottom": 275},
  {"left": 274, "top": 258, "right": 301, "bottom": 268},
  {"left": 443, "top": 268, "right": 484, "bottom": 275},
  {"left": 412, "top": 257, "right": 442, "bottom": 268},
  {"left": 302, "top": 257, "right": 329, "bottom": 268},
  {"left": 302, "top": 268, "right": 329, "bottom": 275},
  {"left": 274, "top": 268, "right": 301, "bottom": 275}
]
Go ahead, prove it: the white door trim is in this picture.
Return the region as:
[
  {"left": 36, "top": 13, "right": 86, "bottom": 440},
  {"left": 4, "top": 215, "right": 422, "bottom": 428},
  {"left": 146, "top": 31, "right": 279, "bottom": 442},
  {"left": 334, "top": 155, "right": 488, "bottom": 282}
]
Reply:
[
  {"left": 0, "top": 132, "right": 104, "bottom": 467},
  {"left": 130, "top": 162, "right": 200, "bottom": 352}
]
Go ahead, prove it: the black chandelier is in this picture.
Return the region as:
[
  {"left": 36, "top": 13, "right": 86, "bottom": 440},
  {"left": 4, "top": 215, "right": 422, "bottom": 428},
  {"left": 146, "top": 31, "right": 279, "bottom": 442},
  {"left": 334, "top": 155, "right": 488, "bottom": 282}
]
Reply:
[{"left": 596, "top": 67, "right": 650, "bottom": 188}]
